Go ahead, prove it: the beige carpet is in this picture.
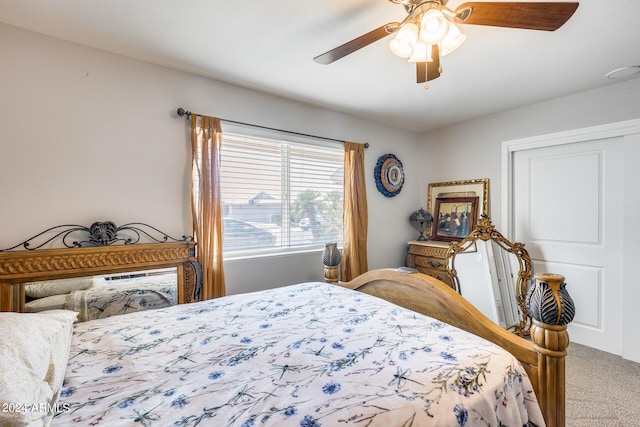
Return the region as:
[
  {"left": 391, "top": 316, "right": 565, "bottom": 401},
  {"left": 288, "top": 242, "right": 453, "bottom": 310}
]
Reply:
[{"left": 566, "top": 342, "right": 640, "bottom": 427}]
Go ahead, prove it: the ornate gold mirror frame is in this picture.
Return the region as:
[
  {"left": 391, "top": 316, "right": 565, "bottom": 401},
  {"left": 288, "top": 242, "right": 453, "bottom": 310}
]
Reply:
[{"left": 445, "top": 215, "right": 532, "bottom": 336}]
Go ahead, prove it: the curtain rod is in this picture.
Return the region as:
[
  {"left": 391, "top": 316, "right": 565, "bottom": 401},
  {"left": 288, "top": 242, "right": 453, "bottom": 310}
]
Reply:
[{"left": 176, "top": 108, "right": 368, "bottom": 148}]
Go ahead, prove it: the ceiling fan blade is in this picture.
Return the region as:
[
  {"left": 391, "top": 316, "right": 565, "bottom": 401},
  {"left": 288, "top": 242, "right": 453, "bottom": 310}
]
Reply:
[
  {"left": 313, "top": 23, "right": 398, "bottom": 65},
  {"left": 454, "top": 2, "right": 579, "bottom": 31},
  {"left": 427, "top": 44, "right": 441, "bottom": 81},
  {"left": 416, "top": 45, "right": 442, "bottom": 84}
]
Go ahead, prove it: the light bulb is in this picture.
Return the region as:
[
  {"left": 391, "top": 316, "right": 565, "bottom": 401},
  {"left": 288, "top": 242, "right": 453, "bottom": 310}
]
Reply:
[{"left": 389, "top": 22, "right": 418, "bottom": 58}]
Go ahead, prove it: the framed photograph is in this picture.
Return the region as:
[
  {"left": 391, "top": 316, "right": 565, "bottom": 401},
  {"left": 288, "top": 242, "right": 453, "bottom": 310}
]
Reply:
[
  {"left": 427, "top": 178, "right": 489, "bottom": 220},
  {"left": 432, "top": 196, "right": 478, "bottom": 242}
]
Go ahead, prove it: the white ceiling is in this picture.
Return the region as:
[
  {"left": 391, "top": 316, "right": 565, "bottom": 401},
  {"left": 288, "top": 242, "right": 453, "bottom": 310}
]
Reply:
[{"left": 1, "top": 0, "right": 639, "bottom": 133}]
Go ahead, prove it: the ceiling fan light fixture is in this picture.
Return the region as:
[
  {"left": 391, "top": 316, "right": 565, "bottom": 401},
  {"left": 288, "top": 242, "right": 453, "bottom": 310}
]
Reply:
[
  {"left": 313, "top": 0, "right": 581, "bottom": 89},
  {"left": 408, "top": 43, "right": 433, "bottom": 63},
  {"left": 389, "top": 22, "right": 419, "bottom": 58},
  {"left": 419, "top": 8, "right": 449, "bottom": 45},
  {"left": 440, "top": 23, "right": 466, "bottom": 56}
]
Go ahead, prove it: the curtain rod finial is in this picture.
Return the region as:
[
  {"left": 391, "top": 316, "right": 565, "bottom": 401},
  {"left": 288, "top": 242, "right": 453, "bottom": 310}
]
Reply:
[{"left": 177, "top": 108, "right": 191, "bottom": 119}]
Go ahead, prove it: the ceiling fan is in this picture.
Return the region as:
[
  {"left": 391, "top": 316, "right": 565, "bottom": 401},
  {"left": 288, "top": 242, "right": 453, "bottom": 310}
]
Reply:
[{"left": 313, "top": 1, "right": 579, "bottom": 87}]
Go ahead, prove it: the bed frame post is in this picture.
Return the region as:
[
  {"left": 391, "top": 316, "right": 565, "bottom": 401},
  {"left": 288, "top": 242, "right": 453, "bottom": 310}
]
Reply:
[{"left": 528, "top": 273, "right": 575, "bottom": 427}]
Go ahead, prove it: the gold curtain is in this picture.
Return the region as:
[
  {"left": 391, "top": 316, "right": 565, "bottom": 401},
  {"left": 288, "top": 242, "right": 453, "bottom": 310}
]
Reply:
[
  {"left": 190, "top": 115, "right": 226, "bottom": 299},
  {"left": 342, "top": 141, "right": 368, "bottom": 281}
]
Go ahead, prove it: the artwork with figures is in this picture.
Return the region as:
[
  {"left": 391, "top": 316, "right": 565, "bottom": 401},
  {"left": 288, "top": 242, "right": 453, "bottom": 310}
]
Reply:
[
  {"left": 433, "top": 196, "right": 478, "bottom": 241},
  {"left": 427, "top": 178, "right": 489, "bottom": 221}
]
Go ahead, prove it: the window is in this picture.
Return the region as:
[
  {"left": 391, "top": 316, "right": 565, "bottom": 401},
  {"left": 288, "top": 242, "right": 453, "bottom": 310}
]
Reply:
[{"left": 220, "top": 129, "right": 343, "bottom": 256}]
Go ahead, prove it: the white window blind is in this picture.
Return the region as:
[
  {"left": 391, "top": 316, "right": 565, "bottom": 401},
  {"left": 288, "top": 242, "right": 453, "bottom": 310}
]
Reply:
[{"left": 220, "top": 131, "right": 343, "bottom": 256}]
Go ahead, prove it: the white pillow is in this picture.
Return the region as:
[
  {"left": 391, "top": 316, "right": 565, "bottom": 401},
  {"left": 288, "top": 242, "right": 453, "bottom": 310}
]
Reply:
[
  {"left": 0, "top": 310, "right": 77, "bottom": 427},
  {"left": 25, "top": 294, "right": 68, "bottom": 313},
  {"left": 25, "top": 277, "right": 94, "bottom": 298}
]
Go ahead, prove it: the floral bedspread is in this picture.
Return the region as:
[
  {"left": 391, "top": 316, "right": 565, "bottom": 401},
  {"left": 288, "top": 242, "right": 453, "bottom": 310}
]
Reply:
[
  {"left": 54, "top": 282, "right": 544, "bottom": 426},
  {"left": 64, "top": 273, "right": 177, "bottom": 322}
]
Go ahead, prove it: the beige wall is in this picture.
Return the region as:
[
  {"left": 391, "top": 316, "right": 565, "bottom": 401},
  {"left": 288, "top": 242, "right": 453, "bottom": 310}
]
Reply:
[{"left": 0, "top": 23, "right": 421, "bottom": 294}]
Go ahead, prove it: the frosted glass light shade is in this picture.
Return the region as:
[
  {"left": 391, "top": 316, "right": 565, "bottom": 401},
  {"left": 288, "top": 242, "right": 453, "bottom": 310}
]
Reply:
[
  {"left": 389, "top": 22, "right": 419, "bottom": 58},
  {"left": 441, "top": 23, "right": 466, "bottom": 56},
  {"left": 419, "top": 9, "right": 449, "bottom": 45}
]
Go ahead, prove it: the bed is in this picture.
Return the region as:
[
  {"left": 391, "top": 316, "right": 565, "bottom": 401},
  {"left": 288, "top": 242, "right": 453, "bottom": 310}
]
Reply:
[{"left": 0, "top": 227, "right": 572, "bottom": 427}]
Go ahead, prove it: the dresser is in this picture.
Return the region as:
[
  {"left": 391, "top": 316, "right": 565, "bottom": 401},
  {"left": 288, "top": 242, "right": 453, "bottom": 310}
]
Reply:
[{"left": 406, "top": 240, "right": 455, "bottom": 289}]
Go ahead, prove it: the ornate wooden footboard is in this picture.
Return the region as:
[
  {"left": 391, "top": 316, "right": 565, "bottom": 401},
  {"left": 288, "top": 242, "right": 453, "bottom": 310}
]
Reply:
[{"left": 340, "top": 268, "right": 574, "bottom": 427}]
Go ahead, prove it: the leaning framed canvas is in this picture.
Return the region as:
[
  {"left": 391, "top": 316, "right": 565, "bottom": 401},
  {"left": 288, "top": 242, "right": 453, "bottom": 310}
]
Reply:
[
  {"left": 432, "top": 196, "right": 479, "bottom": 241},
  {"left": 427, "top": 178, "right": 489, "bottom": 220}
]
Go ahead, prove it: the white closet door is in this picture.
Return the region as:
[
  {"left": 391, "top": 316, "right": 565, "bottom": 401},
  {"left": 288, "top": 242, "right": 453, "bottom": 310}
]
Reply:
[{"left": 512, "top": 138, "right": 624, "bottom": 354}]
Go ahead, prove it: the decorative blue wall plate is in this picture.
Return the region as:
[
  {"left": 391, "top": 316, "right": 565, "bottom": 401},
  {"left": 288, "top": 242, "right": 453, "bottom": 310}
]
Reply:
[{"left": 374, "top": 154, "right": 404, "bottom": 197}]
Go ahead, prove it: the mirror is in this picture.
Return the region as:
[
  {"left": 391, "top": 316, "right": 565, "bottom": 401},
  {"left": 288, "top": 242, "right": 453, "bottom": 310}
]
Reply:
[
  {"left": 445, "top": 216, "right": 532, "bottom": 336},
  {"left": 0, "top": 221, "right": 201, "bottom": 315},
  {"left": 23, "top": 268, "right": 178, "bottom": 322}
]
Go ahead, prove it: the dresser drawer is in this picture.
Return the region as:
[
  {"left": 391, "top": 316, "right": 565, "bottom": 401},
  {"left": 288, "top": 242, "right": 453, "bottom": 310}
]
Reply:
[
  {"left": 412, "top": 255, "right": 446, "bottom": 270},
  {"left": 406, "top": 242, "right": 455, "bottom": 289},
  {"left": 407, "top": 243, "right": 448, "bottom": 259}
]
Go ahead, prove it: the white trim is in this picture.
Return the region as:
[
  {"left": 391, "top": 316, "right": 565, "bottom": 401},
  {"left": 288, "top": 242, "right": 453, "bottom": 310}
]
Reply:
[{"left": 501, "top": 118, "right": 640, "bottom": 237}]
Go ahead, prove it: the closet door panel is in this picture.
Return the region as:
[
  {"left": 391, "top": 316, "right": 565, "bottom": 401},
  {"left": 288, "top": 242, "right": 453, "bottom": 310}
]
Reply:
[{"left": 512, "top": 137, "right": 624, "bottom": 354}]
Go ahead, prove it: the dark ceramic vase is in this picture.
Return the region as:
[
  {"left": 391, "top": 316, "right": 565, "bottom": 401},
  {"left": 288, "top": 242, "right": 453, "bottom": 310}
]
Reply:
[
  {"left": 527, "top": 273, "right": 575, "bottom": 326},
  {"left": 322, "top": 242, "right": 341, "bottom": 267}
]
